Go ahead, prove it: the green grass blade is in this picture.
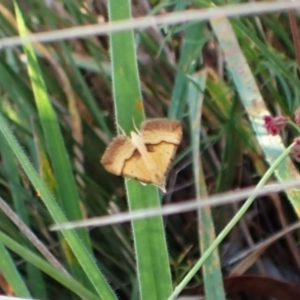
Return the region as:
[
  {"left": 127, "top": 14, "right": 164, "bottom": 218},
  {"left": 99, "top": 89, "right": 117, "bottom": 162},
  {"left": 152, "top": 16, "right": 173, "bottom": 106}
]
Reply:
[
  {"left": 108, "top": 1, "right": 173, "bottom": 299},
  {"left": 60, "top": 43, "right": 111, "bottom": 135},
  {"left": 210, "top": 16, "right": 300, "bottom": 214},
  {"left": 0, "top": 242, "right": 31, "bottom": 297},
  {"left": 0, "top": 107, "right": 116, "bottom": 299},
  {"left": 0, "top": 231, "right": 99, "bottom": 300},
  {"left": 1, "top": 5, "right": 118, "bottom": 296},
  {"left": 169, "top": 142, "right": 294, "bottom": 299},
  {"left": 14, "top": 3, "right": 90, "bottom": 245},
  {"left": 188, "top": 71, "right": 226, "bottom": 299},
  {"left": 0, "top": 136, "right": 46, "bottom": 298},
  {"left": 13, "top": 1, "right": 97, "bottom": 289},
  {"left": 169, "top": 22, "right": 207, "bottom": 119}
]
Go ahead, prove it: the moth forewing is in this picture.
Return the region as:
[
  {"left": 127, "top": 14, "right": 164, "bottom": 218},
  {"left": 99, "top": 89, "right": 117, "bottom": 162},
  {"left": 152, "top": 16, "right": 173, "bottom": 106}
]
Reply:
[
  {"left": 141, "top": 119, "right": 183, "bottom": 145},
  {"left": 101, "top": 136, "right": 136, "bottom": 175}
]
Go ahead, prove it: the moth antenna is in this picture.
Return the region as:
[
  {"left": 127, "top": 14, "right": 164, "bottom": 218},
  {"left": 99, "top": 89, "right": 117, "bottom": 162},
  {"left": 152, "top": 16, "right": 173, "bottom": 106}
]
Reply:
[
  {"left": 116, "top": 123, "right": 126, "bottom": 135},
  {"left": 132, "top": 118, "right": 141, "bottom": 134}
]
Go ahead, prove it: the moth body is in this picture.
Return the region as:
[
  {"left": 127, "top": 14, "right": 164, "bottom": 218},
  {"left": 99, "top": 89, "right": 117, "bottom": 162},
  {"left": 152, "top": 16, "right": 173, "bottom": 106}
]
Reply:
[{"left": 130, "top": 131, "right": 162, "bottom": 185}]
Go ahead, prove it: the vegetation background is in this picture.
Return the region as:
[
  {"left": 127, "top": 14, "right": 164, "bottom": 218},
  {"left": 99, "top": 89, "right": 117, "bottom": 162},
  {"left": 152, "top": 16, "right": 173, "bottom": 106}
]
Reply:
[{"left": 0, "top": 0, "right": 300, "bottom": 299}]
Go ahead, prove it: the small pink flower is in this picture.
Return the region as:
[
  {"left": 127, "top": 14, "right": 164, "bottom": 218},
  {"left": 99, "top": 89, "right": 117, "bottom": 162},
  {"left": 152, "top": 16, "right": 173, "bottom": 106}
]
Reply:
[
  {"left": 263, "top": 115, "right": 272, "bottom": 125},
  {"left": 263, "top": 115, "right": 288, "bottom": 135},
  {"left": 294, "top": 108, "right": 300, "bottom": 124},
  {"left": 291, "top": 138, "right": 300, "bottom": 161}
]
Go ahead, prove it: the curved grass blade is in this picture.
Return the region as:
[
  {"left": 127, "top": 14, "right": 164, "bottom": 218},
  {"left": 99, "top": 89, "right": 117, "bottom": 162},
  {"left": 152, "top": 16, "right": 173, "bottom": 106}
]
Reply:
[
  {"left": 169, "top": 142, "right": 294, "bottom": 299},
  {"left": 0, "top": 121, "right": 46, "bottom": 298},
  {"left": 13, "top": 1, "right": 95, "bottom": 289},
  {"left": 0, "top": 243, "right": 31, "bottom": 297},
  {"left": 5, "top": 3, "right": 118, "bottom": 299},
  {"left": 0, "top": 106, "right": 116, "bottom": 299},
  {"left": 0, "top": 231, "right": 99, "bottom": 300}
]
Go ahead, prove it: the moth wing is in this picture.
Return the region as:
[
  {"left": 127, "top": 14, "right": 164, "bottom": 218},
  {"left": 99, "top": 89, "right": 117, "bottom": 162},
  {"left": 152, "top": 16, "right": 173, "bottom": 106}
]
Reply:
[
  {"left": 101, "top": 135, "right": 165, "bottom": 186},
  {"left": 100, "top": 136, "right": 136, "bottom": 175},
  {"left": 122, "top": 150, "right": 160, "bottom": 184},
  {"left": 145, "top": 142, "right": 178, "bottom": 180},
  {"left": 140, "top": 119, "right": 182, "bottom": 145}
]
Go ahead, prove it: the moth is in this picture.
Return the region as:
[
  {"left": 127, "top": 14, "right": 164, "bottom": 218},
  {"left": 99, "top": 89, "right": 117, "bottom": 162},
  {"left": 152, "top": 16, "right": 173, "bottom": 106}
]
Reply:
[{"left": 100, "top": 119, "right": 182, "bottom": 192}]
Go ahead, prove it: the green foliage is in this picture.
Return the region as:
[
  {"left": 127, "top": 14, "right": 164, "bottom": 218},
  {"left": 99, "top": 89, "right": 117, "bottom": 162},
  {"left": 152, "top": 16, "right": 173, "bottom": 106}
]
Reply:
[{"left": 0, "top": 0, "right": 299, "bottom": 299}]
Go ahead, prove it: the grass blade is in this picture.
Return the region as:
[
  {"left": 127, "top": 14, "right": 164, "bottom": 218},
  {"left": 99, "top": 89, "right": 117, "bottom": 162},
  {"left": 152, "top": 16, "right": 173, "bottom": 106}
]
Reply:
[{"left": 108, "top": 1, "right": 173, "bottom": 299}]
